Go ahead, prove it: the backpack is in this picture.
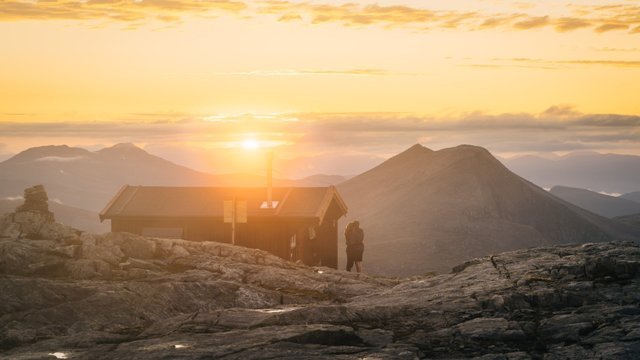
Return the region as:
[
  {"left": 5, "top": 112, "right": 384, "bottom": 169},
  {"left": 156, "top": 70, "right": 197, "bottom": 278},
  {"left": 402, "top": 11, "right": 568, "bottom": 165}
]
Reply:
[
  {"left": 345, "top": 223, "right": 355, "bottom": 246},
  {"left": 351, "top": 228, "right": 364, "bottom": 246}
]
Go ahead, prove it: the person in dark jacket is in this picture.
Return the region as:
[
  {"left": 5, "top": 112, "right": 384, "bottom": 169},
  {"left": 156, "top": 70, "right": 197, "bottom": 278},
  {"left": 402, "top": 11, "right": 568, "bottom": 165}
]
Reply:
[{"left": 345, "top": 221, "right": 364, "bottom": 273}]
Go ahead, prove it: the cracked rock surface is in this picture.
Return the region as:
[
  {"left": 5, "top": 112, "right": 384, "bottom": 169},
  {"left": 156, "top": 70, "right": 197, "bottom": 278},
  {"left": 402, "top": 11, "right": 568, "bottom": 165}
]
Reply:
[{"left": 1, "top": 212, "right": 639, "bottom": 359}]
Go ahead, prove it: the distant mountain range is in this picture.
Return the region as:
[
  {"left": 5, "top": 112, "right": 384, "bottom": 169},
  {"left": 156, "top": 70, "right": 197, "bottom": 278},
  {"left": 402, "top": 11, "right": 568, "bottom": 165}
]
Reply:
[
  {"left": 0, "top": 143, "right": 222, "bottom": 212},
  {"left": 615, "top": 213, "right": 640, "bottom": 228},
  {"left": 338, "top": 144, "right": 640, "bottom": 276},
  {"left": 502, "top": 152, "right": 640, "bottom": 194},
  {"left": 621, "top": 191, "right": 640, "bottom": 204},
  {"left": 2, "top": 143, "right": 639, "bottom": 277},
  {"left": 0, "top": 143, "right": 346, "bottom": 214},
  {"left": 0, "top": 144, "right": 347, "bottom": 232},
  {"left": 549, "top": 186, "right": 640, "bottom": 219}
]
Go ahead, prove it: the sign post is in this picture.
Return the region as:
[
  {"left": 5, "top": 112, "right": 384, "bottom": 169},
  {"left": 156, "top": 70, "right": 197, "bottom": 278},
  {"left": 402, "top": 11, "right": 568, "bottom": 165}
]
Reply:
[{"left": 224, "top": 197, "right": 247, "bottom": 245}]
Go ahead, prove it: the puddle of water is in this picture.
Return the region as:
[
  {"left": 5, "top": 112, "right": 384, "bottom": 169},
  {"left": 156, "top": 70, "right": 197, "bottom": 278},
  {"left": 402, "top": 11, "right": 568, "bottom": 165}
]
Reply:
[
  {"left": 256, "top": 307, "right": 300, "bottom": 314},
  {"left": 49, "top": 352, "right": 68, "bottom": 359}
]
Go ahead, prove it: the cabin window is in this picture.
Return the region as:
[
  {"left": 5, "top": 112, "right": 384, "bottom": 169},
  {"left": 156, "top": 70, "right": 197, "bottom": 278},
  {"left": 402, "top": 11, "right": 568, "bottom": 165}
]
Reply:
[
  {"left": 260, "top": 200, "right": 280, "bottom": 209},
  {"left": 141, "top": 227, "right": 183, "bottom": 239}
]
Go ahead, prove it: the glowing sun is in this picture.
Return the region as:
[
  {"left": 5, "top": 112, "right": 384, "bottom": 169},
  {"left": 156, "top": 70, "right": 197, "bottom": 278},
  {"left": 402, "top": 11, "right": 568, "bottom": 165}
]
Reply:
[{"left": 242, "top": 139, "right": 260, "bottom": 150}]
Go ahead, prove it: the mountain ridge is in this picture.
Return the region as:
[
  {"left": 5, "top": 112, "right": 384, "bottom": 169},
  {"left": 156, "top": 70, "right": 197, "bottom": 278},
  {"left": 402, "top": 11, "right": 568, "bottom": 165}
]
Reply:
[
  {"left": 0, "top": 144, "right": 335, "bottom": 213},
  {"left": 502, "top": 152, "right": 640, "bottom": 194},
  {"left": 550, "top": 186, "right": 640, "bottom": 218},
  {"left": 622, "top": 191, "right": 640, "bottom": 204},
  {"left": 338, "top": 144, "right": 640, "bottom": 276}
]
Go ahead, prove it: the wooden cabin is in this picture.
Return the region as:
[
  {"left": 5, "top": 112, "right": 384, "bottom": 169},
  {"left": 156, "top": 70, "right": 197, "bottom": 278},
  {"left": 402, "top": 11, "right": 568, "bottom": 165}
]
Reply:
[{"left": 99, "top": 185, "right": 348, "bottom": 268}]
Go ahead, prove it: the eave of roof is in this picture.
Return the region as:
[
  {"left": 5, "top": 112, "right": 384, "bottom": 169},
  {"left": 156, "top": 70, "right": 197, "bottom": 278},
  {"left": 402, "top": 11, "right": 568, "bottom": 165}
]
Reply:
[{"left": 99, "top": 185, "right": 348, "bottom": 222}]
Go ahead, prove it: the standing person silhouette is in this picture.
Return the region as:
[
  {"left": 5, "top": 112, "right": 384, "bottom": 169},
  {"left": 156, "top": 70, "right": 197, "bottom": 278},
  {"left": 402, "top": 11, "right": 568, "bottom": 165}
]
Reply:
[{"left": 345, "top": 221, "right": 364, "bottom": 273}]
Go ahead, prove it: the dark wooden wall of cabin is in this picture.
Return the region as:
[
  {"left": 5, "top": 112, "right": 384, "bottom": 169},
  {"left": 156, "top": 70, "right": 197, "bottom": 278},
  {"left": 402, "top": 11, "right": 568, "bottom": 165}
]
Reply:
[
  {"left": 111, "top": 217, "right": 316, "bottom": 265},
  {"left": 314, "top": 220, "right": 332, "bottom": 268},
  {"left": 110, "top": 199, "right": 343, "bottom": 269},
  {"left": 316, "top": 199, "right": 341, "bottom": 269}
]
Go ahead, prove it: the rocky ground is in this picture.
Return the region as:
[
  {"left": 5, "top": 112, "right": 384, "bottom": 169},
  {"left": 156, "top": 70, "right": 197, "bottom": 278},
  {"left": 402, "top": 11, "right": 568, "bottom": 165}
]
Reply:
[{"left": 1, "top": 207, "right": 640, "bottom": 359}]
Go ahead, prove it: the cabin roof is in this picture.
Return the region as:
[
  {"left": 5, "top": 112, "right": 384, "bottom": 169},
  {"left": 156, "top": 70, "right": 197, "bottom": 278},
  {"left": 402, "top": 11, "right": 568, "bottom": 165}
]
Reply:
[{"left": 99, "top": 185, "right": 348, "bottom": 222}]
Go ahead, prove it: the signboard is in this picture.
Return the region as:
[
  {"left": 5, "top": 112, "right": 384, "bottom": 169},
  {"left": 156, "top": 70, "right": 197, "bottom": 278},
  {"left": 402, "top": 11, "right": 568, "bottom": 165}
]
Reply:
[
  {"left": 224, "top": 199, "right": 247, "bottom": 244},
  {"left": 224, "top": 200, "right": 247, "bottom": 223},
  {"left": 224, "top": 200, "right": 233, "bottom": 223},
  {"left": 236, "top": 201, "right": 247, "bottom": 223}
]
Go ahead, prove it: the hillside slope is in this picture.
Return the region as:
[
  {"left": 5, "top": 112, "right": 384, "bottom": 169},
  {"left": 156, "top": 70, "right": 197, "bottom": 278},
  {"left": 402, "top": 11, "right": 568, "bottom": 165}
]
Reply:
[
  {"left": 550, "top": 186, "right": 640, "bottom": 218},
  {"left": 338, "top": 144, "right": 639, "bottom": 276},
  {"left": 502, "top": 152, "right": 640, "bottom": 194},
  {"left": 622, "top": 191, "right": 640, "bottom": 204}
]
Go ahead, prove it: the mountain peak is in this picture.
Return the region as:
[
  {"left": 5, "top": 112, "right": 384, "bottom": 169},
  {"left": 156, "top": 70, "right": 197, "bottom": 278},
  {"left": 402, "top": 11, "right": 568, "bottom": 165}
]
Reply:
[
  {"left": 6, "top": 145, "right": 92, "bottom": 163},
  {"left": 439, "top": 144, "right": 499, "bottom": 165},
  {"left": 374, "top": 143, "right": 433, "bottom": 167},
  {"left": 450, "top": 144, "right": 492, "bottom": 154},
  {"left": 406, "top": 143, "right": 432, "bottom": 153},
  {"left": 389, "top": 143, "right": 433, "bottom": 160},
  {"left": 100, "top": 143, "right": 142, "bottom": 151},
  {"left": 97, "top": 143, "right": 149, "bottom": 157}
]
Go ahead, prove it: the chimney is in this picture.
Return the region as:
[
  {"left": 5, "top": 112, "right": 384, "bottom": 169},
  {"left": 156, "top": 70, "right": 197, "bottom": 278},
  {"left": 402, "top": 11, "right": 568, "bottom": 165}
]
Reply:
[{"left": 266, "top": 151, "right": 273, "bottom": 208}]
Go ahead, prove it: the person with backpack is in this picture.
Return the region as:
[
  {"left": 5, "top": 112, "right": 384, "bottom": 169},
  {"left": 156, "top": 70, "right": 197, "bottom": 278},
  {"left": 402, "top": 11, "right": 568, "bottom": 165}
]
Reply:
[{"left": 345, "top": 220, "right": 364, "bottom": 273}]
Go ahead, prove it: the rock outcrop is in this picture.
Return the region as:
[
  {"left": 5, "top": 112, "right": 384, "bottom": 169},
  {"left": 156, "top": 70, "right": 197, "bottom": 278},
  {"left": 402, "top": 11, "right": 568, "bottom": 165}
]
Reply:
[
  {"left": 0, "top": 185, "right": 79, "bottom": 241},
  {"left": 1, "top": 212, "right": 639, "bottom": 359},
  {"left": 15, "top": 185, "right": 52, "bottom": 217}
]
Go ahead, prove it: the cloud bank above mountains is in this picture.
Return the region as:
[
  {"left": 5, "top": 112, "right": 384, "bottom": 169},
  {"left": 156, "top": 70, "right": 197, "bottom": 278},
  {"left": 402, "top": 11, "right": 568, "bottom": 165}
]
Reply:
[{"left": 1, "top": 106, "right": 638, "bottom": 177}]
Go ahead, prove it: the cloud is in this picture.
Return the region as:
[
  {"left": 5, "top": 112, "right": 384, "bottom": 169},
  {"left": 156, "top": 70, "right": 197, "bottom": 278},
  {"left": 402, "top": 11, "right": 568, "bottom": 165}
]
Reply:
[
  {"left": 2, "top": 195, "right": 23, "bottom": 201},
  {"left": 469, "top": 58, "right": 640, "bottom": 70},
  {"left": 35, "top": 156, "right": 87, "bottom": 162},
  {"left": 594, "top": 47, "right": 640, "bottom": 52},
  {"left": 256, "top": 1, "right": 640, "bottom": 35},
  {"left": 478, "top": 14, "right": 524, "bottom": 29},
  {"left": 0, "top": 0, "right": 246, "bottom": 23},
  {"left": 214, "top": 68, "right": 398, "bottom": 76},
  {"left": 574, "top": 114, "right": 640, "bottom": 127},
  {"left": 2, "top": 107, "right": 638, "bottom": 175},
  {"left": 259, "top": 2, "right": 437, "bottom": 27},
  {"left": 513, "top": 16, "right": 549, "bottom": 30},
  {"left": 540, "top": 105, "right": 582, "bottom": 119},
  {"left": 554, "top": 17, "right": 592, "bottom": 32},
  {"left": 277, "top": 13, "right": 302, "bottom": 22},
  {"left": 562, "top": 59, "right": 640, "bottom": 67},
  {"left": 1, "top": 108, "right": 637, "bottom": 138},
  {"left": 595, "top": 23, "right": 629, "bottom": 33},
  {"left": 3, "top": 0, "right": 639, "bottom": 35}
]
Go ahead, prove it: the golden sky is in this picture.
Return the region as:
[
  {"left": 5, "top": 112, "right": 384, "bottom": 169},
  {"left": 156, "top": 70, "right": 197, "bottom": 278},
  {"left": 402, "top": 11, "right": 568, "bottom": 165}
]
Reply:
[{"left": 1, "top": 0, "right": 639, "bottom": 174}]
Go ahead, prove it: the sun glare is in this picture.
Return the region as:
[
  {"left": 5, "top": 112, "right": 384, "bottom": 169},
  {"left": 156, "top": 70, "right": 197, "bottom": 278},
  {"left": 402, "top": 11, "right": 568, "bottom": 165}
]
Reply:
[{"left": 242, "top": 139, "right": 260, "bottom": 150}]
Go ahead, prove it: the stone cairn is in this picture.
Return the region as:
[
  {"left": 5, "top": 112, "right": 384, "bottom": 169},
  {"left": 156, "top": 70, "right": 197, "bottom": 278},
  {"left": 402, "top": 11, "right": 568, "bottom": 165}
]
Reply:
[
  {"left": 0, "top": 185, "right": 81, "bottom": 240},
  {"left": 15, "top": 185, "right": 55, "bottom": 222}
]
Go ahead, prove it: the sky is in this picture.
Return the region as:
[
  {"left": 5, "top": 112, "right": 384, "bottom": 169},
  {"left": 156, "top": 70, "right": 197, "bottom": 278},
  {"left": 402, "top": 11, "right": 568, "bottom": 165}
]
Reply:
[{"left": 1, "top": 0, "right": 639, "bottom": 177}]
